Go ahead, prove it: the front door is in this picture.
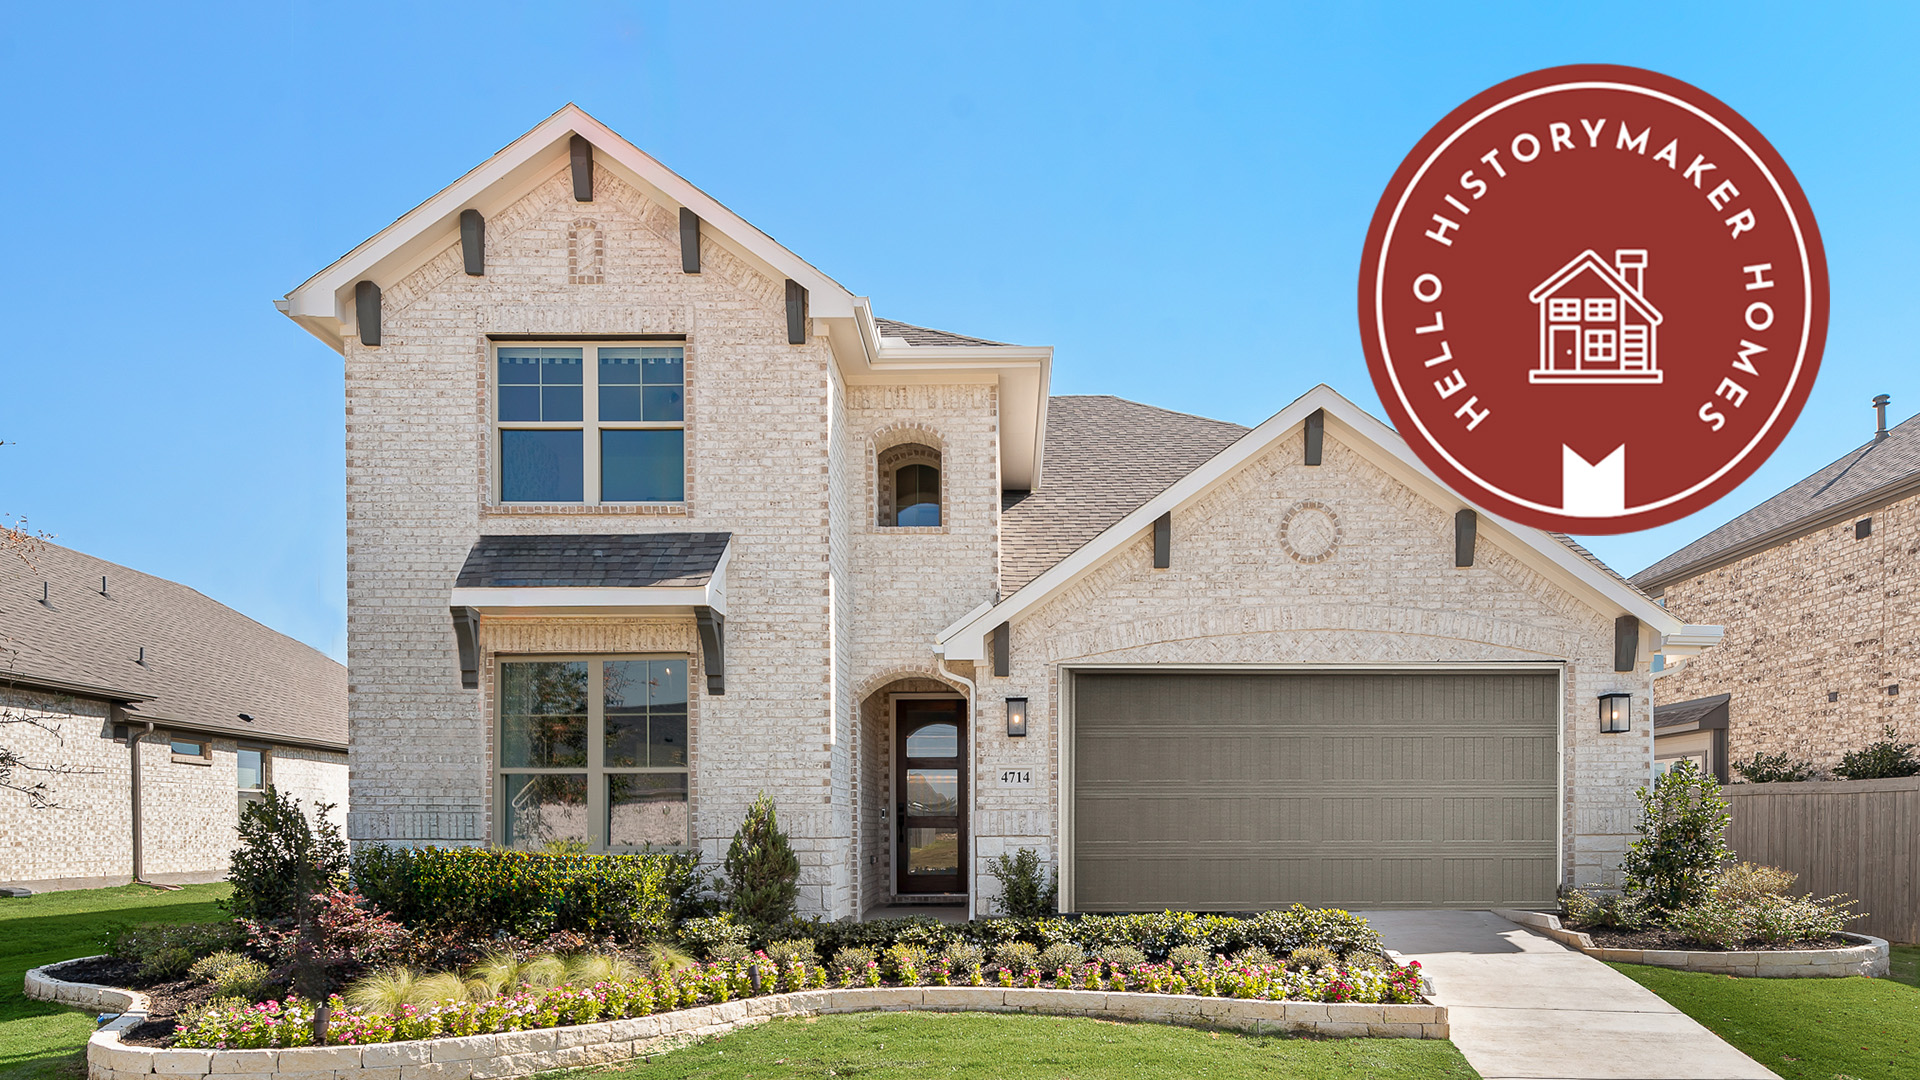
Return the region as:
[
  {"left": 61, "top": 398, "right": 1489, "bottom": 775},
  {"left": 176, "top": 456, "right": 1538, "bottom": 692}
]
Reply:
[{"left": 895, "top": 698, "right": 966, "bottom": 895}]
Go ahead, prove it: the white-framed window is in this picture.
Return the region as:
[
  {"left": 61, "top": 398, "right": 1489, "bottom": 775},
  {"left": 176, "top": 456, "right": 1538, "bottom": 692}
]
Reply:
[
  {"left": 494, "top": 343, "right": 686, "bottom": 504},
  {"left": 497, "top": 655, "right": 690, "bottom": 851},
  {"left": 1584, "top": 328, "right": 1617, "bottom": 364},
  {"left": 1653, "top": 754, "right": 1706, "bottom": 780},
  {"left": 1584, "top": 297, "right": 1618, "bottom": 322},
  {"left": 1548, "top": 298, "right": 1581, "bottom": 322},
  {"left": 237, "top": 746, "right": 269, "bottom": 816},
  {"left": 170, "top": 737, "right": 210, "bottom": 764}
]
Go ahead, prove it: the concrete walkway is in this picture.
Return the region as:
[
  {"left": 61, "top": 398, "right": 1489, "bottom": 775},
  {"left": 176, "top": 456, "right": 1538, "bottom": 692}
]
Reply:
[{"left": 1361, "top": 909, "right": 1778, "bottom": 1080}]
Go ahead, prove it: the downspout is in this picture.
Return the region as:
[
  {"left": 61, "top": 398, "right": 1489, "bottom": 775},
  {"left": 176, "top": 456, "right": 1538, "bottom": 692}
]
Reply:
[
  {"left": 124, "top": 714, "right": 155, "bottom": 884},
  {"left": 936, "top": 649, "right": 979, "bottom": 921}
]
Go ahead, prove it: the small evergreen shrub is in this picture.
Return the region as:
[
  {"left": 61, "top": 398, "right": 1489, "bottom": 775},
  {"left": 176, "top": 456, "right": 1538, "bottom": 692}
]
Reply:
[
  {"left": 943, "top": 943, "right": 987, "bottom": 980},
  {"left": 983, "top": 848, "right": 1058, "bottom": 917},
  {"left": 1665, "top": 892, "right": 1857, "bottom": 949},
  {"left": 1095, "top": 944, "right": 1147, "bottom": 970},
  {"left": 1622, "top": 760, "right": 1730, "bottom": 912},
  {"left": 187, "top": 951, "right": 269, "bottom": 999},
  {"left": 227, "top": 788, "right": 348, "bottom": 923},
  {"left": 1037, "top": 941, "right": 1085, "bottom": 974},
  {"left": 352, "top": 845, "right": 674, "bottom": 939},
  {"left": 1561, "top": 888, "right": 1648, "bottom": 930},
  {"left": 830, "top": 946, "right": 878, "bottom": 974},
  {"left": 724, "top": 793, "right": 800, "bottom": 928},
  {"left": 106, "top": 921, "right": 245, "bottom": 981},
  {"left": 1834, "top": 725, "right": 1920, "bottom": 780},
  {"left": 677, "top": 913, "right": 752, "bottom": 958},
  {"left": 883, "top": 943, "right": 929, "bottom": 984},
  {"left": 1167, "top": 944, "right": 1211, "bottom": 967},
  {"left": 1732, "top": 751, "right": 1814, "bottom": 784},
  {"left": 1287, "top": 945, "right": 1336, "bottom": 970},
  {"left": 991, "top": 940, "right": 1040, "bottom": 971},
  {"left": 1714, "top": 863, "right": 1798, "bottom": 904},
  {"left": 1230, "top": 946, "right": 1276, "bottom": 967},
  {"left": 764, "top": 938, "right": 819, "bottom": 966}
]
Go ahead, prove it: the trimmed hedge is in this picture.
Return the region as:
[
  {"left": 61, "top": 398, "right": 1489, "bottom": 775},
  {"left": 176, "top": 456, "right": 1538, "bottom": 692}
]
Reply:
[{"left": 351, "top": 846, "right": 681, "bottom": 939}]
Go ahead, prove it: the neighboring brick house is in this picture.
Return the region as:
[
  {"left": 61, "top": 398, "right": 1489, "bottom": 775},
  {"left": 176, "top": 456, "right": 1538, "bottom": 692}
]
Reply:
[
  {"left": 1634, "top": 401, "right": 1919, "bottom": 780},
  {"left": 278, "top": 105, "right": 1721, "bottom": 919},
  {"left": 1, "top": 541, "right": 346, "bottom": 892}
]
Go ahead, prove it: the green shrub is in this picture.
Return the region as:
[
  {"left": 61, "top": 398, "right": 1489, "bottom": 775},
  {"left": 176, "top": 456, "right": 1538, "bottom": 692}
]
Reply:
[
  {"left": 1095, "top": 944, "right": 1148, "bottom": 969},
  {"left": 351, "top": 845, "right": 673, "bottom": 939},
  {"left": 227, "top": 788, "right": 348, "bottom": 923},
  {"left": 992, "top": 940, "right": 1040, "bottom": 971},
  {"left": 1287, "top": 945, "right": 1336, "bottom": 970},
  {"left": 676, "top": 913, "right": 751, "bottom": 958},
  {"left": 107, "top": 921, "right": 245, "bottom": 982},
  {"left": 1732, "top": 751, "right": 1814, "bottom": 784},
  {"left": 187, "top": 951, "right": 270, "bottom": 999},
  {"left": 884, "top": 943, "right": 928, "bottom": 984},
  {"left": 830, "top": 946, "right": 878, "bottom": 974},
  {"left": 1037, "top": 941, "right": 1085, "bottom": 973},
  {"left": 1562, "top": 888, "right": 1648, "bottom": 930},
  {"left": 1622, "top": 760, "right": 1731, "bottom": 912},
  {"left": 943, "top": 943, "right": 986, "bottom": 979},
  {"left": 1714, "top": 863, "right": 1797, "bottom": 904},
  {"left": 1665, "top": 891, "right": 1858, "bottom": 949},
  {"left": 1167, "top": 944, "right": 1211, "bottom": 967},
  {"left": 984, "top": 848, "right": 1058, "bottom": 917},
  {"left": 1230, "top": 946, "right": 1276, "bottom": 967},
  {"left": 764, "top": 939, "right": 819, "bottom": 966},
  {"left": 1834, "top": 725, "right": 1920, "bottom": 780},
  {"left": 724, "top": 793, "right": 799, "bottom": 928}
]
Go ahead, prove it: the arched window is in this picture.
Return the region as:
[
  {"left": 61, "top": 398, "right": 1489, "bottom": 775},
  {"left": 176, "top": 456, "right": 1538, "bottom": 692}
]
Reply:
[{"left": 878, "top": 443, "right": 941, "bottom": 527}]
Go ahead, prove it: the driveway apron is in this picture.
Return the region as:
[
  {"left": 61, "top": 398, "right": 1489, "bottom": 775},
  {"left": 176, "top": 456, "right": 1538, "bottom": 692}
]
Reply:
[{"left": 1360, "top": 909, "right": 1778, "bottom": 1080}]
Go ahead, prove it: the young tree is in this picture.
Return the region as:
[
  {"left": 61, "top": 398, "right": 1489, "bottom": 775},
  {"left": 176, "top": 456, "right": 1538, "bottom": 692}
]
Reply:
[
  {"left": 724, "top": 792, "right": 799, "bottom": 927},
  {"left": 1622, "top": 759, "right": 1731, "bottom": 912}
]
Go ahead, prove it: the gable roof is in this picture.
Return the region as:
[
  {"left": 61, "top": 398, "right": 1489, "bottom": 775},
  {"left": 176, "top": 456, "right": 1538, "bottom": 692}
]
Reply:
[
  {"left": 1000, "top": 396, "right": 1248, "bottom": 593},
  {"left": 1528, "top": 249, "right": 1664, "bottom": 324},
  {"left": 941, "top": 384, "right": 1711, "bottom": 661},
  {"left": 0, "top": 541, "right": 346, "bottom": 751},
  {"left": 1632, "top": 408, "right": 1920, "bottom": 592},
  {"left": 456, "top": 534, "right": 730, "bottom": 588},
  {"left": 872, "top": 319, "right": 1012, "bottom": 348},
  {"left": 278, "top": 104, "right": 857, "bottom": 352}
]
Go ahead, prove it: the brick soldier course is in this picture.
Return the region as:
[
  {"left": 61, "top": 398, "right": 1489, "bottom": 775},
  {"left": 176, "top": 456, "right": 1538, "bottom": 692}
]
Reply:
[{"left": 279, "top": 104, "right": 1722, "bottom": 919}]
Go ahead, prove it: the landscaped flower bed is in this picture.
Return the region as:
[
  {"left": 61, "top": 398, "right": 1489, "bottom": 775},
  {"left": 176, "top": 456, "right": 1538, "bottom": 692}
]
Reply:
[{"left": 166, "top": 950, "right": 1425, "bottom": 1049}]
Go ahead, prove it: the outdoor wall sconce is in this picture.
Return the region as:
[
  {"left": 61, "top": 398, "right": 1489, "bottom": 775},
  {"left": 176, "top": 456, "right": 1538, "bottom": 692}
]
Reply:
[
  {"left": 1599, "top": 692, "right": 1632, "bottom": 733},
  {"left": 1007, "top": 697, "right": 1029, "bottom": 737}
]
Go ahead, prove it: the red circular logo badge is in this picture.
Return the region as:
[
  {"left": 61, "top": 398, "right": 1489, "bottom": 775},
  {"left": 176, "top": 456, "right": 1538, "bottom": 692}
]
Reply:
[{"left": 1359, "top": 65, "right": 1827, "bottom": 534}]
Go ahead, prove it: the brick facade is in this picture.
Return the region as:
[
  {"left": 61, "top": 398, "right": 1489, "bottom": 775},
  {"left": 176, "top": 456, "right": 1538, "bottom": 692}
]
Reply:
[{"left": 1654, "top": 491, "right": 1918, "bottom": 772}]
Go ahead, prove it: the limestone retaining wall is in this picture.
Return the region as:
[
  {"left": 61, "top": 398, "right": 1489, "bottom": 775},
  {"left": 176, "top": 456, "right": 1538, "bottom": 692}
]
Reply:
[
  {"left": 27, "top": 958, "right": 1447, "bottom": 1080},
  {"left": 1494, "top": 909, "right": 1890, "bottom": 977}
]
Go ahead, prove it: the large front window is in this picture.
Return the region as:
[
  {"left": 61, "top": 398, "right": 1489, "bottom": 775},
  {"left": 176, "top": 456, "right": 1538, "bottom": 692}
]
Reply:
[
  {"left": 497, "top": 656, "right": 690, "bottom": 850},
  {"left": 496, "top": 344, "right": 686, "bottom": 503}
]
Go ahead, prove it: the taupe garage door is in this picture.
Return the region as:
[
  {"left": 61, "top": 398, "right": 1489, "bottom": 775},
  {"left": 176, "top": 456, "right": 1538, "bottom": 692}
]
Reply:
[{"left": 1072, "top": 671, "right": 1558, "bottom": 911}]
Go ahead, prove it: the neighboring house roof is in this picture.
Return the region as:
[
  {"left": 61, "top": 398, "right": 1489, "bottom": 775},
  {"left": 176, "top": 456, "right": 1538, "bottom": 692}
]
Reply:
[
  {"left": 1631, "top": 409, "right": 1920, "bottom": 592},
  {"left": 942, "top": 384, "right": 1715, "bottom": 662},
  {"left": 1527, "top": 249, "right": 1664, "bottom": 324},
  {"left": 999, "top": 396, "right": 1249, "bottom": 593},
  {"left": 1654, "top": 693, "right": 1732, "bottom": 731},
  {"left": 0, "top": 541, "right": 346, "bottom": 751},
  {"left": 872, "top": 318, "right": 1012, "bottom": 348},
  {"left": 455, "top": 534, "right": 731, "bottom": 588}
]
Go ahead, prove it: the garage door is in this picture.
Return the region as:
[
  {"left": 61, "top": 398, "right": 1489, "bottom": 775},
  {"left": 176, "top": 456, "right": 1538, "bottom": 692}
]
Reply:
[{"left": 1072, "top": 671, "right": 1558, "bottom": 911}]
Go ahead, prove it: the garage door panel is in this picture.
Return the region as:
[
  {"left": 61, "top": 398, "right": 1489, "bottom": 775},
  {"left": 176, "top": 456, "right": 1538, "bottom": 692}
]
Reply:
[{"left": 1073, "top": 671, "right": 1558, "bottom": 911}]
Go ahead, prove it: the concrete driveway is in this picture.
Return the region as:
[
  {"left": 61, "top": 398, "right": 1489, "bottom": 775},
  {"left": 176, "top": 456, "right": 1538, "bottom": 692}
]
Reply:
[{"left": 1360, "top": 909, "right": 1778, "bottom": 1080}]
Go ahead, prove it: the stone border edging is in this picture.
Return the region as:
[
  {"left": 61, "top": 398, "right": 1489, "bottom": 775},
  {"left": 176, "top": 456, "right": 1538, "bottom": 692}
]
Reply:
[
  {"left": 1491, "top": 908, "right": 1891, "bottom": 977},
  {"left": 26, "top": 958, "right": 1447, "bottom": 1080}
]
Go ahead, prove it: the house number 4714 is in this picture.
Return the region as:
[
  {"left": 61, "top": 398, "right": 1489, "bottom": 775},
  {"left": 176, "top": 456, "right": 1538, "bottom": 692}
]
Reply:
[{"left": 998, "top": 769, "right": 1034, "bottom": 788}]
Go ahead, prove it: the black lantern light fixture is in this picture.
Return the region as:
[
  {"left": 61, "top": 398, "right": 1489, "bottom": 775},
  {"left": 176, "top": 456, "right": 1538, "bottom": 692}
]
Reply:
[
  {"left": 1599, "top": 691, "right": 1632, "bottom": 733},
  {"left": 1006, "top": 697, "right": 1029, "bottom": 737}
]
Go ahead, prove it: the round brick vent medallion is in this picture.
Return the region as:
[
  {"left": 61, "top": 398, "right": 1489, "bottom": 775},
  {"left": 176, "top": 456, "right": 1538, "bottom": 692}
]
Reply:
[{"left": 1280, "top": 501, "right": 1342, "bottom": 563}]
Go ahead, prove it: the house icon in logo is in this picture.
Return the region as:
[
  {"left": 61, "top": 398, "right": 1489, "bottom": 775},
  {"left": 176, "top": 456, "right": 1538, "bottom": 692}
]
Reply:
[{"left": 1527, "top": 249, "right": 1664, "bottom": 384}]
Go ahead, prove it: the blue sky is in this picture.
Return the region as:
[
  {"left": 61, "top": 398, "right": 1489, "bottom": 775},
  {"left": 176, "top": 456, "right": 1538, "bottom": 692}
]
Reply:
[{"left": 2, "top": 2, "right": 1914, "bottom": 663}]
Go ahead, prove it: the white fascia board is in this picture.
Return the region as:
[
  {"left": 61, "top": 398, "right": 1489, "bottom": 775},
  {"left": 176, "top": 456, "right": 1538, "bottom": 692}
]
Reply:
[
  {"left": 280, "top": 104, "right": 856, "bottom": 353},
  {"left": 1658, "top": 624, "right": 1726, "bottom": 656},
  {"left": 939, "top": 384, "right": 1684, "bottom": 655}
]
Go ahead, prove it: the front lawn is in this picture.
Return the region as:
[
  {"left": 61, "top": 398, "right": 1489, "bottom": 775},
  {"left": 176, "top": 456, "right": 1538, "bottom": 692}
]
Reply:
[
  {"left": 591, "top": 1011, "right": 1479, "bottom": 1079},
  {"left": 0, "top": 883, "right": 230, "bottom": 1080},
  {"left": 1890, "top": 943, "right": 1918, "bottom": 988},
  {"left": 1609, "top": 961, "right": 1920, "bottom": 1080}
]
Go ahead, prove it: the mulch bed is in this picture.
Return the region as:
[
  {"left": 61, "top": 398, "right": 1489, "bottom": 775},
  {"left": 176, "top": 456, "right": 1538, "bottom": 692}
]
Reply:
[
  {"left": 1578, "top": 926, "right": 1850, "bottom": 952},
  {"left": 45, "top": 957, "right": 225, "bottom": 1046}
]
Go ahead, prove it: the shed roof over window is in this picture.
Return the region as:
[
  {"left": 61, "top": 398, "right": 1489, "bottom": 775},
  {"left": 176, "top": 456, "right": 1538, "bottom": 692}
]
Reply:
[{"left": 454, "top": 533, "right": 730, "bottom": 590}]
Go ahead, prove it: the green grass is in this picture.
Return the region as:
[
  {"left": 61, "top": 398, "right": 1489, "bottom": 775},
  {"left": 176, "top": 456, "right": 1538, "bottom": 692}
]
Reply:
[
  {"left": 1889, "top": 944, "right": 1918, "bottom": 988},
  {"left": 0, "top": 883, "right": 230, "bottom": 1080},
  {"left": 1609, "top": 961, "right": 1920, "bottom": 1080},
  {"left": 586, "top": 1011, "right": 1480, "bottom": 1079}
]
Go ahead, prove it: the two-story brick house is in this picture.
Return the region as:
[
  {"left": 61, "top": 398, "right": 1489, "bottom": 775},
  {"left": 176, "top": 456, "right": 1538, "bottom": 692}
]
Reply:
[
  {"left": 1634, "top": 398, "right": 1918, "bottom": 779},
  {"left": 279, "top": 105, "right": 1721, "bottom": 919}
]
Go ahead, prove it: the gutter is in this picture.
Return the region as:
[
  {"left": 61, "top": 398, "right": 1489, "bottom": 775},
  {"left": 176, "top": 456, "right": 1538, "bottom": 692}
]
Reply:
[
  {"left": 936, "top": 649, "right": 980, "bottom": 922},
  {"left": 122, "top": 711, "right": 155, "bottom": 884}
]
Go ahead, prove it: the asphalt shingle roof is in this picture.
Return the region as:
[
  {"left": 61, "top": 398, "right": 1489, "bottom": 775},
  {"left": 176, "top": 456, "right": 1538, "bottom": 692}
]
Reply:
[
  {"left": 1654, "top": 692, "right": 1731, "bottom": 730},
  {"left": 455, "top": 533, "right": 732, "bottom": 589},
  {"left": 1631, "top": 410, "right": 1920, "bottom": 590},
  {"left": 999, "top": 396, "right": 1249, "bottom": 594},
  {"left": 872, "top": 318, "right": 1013, "bottom": 348},
  {"left": 0, "top": 541, "right": 346, "bottom": 749}
]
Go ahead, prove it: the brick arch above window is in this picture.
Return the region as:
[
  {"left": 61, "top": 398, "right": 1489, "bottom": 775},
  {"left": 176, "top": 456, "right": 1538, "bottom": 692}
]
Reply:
[{"left": 872, "top": 425, "right": 947, "bottom": 530}]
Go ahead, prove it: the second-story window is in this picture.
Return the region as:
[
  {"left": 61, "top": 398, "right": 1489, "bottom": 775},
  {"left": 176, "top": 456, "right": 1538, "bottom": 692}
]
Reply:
[
  {"left": 496, "top": 344, "right": 686, "bottom": 504},
  {"left": 877, "top": 443, "right": 941, "bottom": 527}
]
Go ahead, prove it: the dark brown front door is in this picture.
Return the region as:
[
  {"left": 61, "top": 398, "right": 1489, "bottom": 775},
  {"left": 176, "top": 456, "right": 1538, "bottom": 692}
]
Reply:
[{"left": 896, "top": 698, "right": 966, "bottom": 895}]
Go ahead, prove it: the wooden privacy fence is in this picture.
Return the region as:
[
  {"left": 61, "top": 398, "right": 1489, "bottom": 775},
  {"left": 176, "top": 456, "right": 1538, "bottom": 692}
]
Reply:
[{"left": 1722, "top": 775, "right": 1919, "bottom": 944}]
